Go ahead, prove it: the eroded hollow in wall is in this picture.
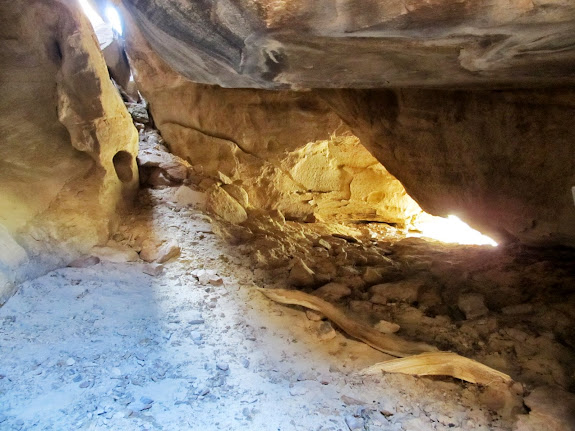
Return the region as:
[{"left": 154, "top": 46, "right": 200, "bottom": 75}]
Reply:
[{"left": 113, "top": 150, "right": 134, "bottom": 182}]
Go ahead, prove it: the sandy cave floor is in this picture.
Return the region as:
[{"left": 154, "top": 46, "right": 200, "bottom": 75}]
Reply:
[{"left": 1, "top": 189, "right": 574, "bottom": 431}]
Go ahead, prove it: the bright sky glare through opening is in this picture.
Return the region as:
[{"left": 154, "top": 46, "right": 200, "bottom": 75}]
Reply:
[
  {"left": 412, "top": 215, "right": 498, "bottom": 247},
  {"left": 78, "top": 0, "right": 104, "bottom": 27},
  {"left": 106, "top": 6, "right": 123, "bottom": 35}
]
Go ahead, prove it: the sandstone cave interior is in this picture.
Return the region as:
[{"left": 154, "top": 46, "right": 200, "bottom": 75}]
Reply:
[{"left": 1, "top": 1, "right": 575, "bottom": 430}]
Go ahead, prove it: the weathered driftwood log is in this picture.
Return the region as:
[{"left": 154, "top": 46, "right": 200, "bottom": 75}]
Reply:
[
  {"left": 361, "top": 352, "right": 512, "bottom": 385},
  {"left": 258, "top": 288, "right": 437, "bottom": 357},
  {"left": 259, "top": 288, "right": 512, "bottom": 385}
]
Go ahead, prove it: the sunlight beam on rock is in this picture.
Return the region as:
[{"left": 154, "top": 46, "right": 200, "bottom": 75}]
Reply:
[{"left": 411, "top": 215, "right": 498, "bottom": 247}]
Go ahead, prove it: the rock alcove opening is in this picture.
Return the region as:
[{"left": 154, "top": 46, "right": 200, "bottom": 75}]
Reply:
[
  {"left": 0, "top": 1, "right": 574, "bottom": 430},
  {"left": 112, "top": 150, "right": 135, "bottom": 183}
]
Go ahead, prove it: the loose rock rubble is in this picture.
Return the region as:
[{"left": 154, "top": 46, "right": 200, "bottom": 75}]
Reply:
[
  {"left": 0, "top": 187, "right": 530, "bottom": 431},
  {"left": 1, "top": 129, "right": 574, "bottom": 431},
  {"left": 209, "top": 195, "right": 575, "bottom": 429}
]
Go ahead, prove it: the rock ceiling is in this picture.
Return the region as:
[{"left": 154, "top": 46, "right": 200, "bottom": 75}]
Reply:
[{"left": 117, "top": 0, "right": 575, "bottom": 89}]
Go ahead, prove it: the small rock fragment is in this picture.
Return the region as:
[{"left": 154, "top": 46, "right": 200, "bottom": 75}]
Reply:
[
  {"left": 209, "top": 276, "right": 224, "bottom": 286},
  {"left": 91, "top": 242, "right": 140, "bottom": 263},
  {"left": 146, "top": 168, "right": 176, "bottom": 186},
  {"left": 333, "top": 233, "right": 358, "bottom": 243},
  {"left": 133, "top": 396, "right": 154, "bottom": 412},
  {"left": 161, "top": 161, "right": 188, "bottom": 182},
  {"left": 314, "top": 321, "right": 337, "bottom": 341},
  {"left": 312, "top": 282, "right": 351, "bottom": 302},
  {"left": 140, "top": 396, "right": 154, "bottom": 405},
  {"left": 221, "top": 184, "right": 249, "bottom": 208},
  {"left": 154, "top": 240, "right": 181, "bottom": 263},
  {"left": 191, "top": 332, "right": 203, "bottom": 345},
  {"left": 216, "top": 362, "right": 229, "bottom": 371},
  {"left": 374, "top": 319, "right": 400, "bottom": 334},
  {"left": 192, "top": 269, "right": 222, "bottom": 286},
  {"left": 207, "top": 186, "right": 248, "bottom": 224},
  {"left": 305, "top": 310, "right": 324, "bottom": 321},
  {"left": 140, "top": 239, "right": 180, "bottom": 263},
  {"left": 137, "top": 139, "right": 191, "bottom": 186},
  {"left": 363, "top": 267, "right": 384, "bottom": 284},
  {"left": 289, "top": 384, "right": 309, "bottom": 396},
  {"left": 288, "top": 258, "right": 315, "bottom": 287},
  {"left": 188, "top": 318, "right": 205, "bottom": 325},
  {"left": 142, "top": 263, "right": 164, "bottom": 276},
  {"left": 345, "top": 415, "right": 364, "bottom": 431},
  {"left": 341, "top": 395, "right": 367, "bottom": 406},
  {"left": 217, "top": 171, "right": 233, "bottom": 185},
  {"left": 126, "top": 103, "right": 149, "bottom": 123},
  {"left": 370, "top": 279, "right": 423, "bottom": 304},
  {"left": 68, "top": 255, "right": 100, "bottom": 268},
  {"left": 458, "top": 293, "right": 489, "bottom": 320},
  {"left": 172, "top": 186, "right": 206, "bottom": 208}
]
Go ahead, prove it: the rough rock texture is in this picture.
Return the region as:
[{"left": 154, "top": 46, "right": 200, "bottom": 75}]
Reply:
[
  {"left": 137, "top": 129, "right": 193, "bottom": 187},
  {"left": 119, "top": 0, "right": 575, "bottom": 89},
  {"left": 124, "top": 20, "right": 422, "bottom": 224},
  {"left": 0, "top": 0, "right": 139, "bottom": 303},
  {"left": 321, "top": 89, "right": 575, "bottom": 246}
]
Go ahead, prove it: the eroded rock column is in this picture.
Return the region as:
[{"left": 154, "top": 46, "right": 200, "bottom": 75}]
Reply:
[{"left": 0, "top": 0, "right": 139, "bottom": 302}]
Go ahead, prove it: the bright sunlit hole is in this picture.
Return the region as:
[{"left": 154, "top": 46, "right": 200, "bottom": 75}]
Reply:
[
  {"left": 411, "top": 215, "right": 498, "bottom": 247},
  {"left": 78, "top": 0, "right": 105, "bottom": 28},
  {"left": 105, "top": 6, "right": 123, "bottom": 35}
]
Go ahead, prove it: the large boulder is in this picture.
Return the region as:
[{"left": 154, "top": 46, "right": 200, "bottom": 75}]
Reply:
[
  {"left": 123, "top": 18, "right": 422, "bottom": 223},
  {"left": 117, "top": 1, "right": 575, "bottom": 247},
  {"left": 0, "top": 0, "right": 139, "bottom": 303}
]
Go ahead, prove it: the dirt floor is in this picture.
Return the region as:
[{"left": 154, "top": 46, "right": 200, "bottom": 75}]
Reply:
[{"left": 1, "top": 187, "right": 574, "bottom": 430}]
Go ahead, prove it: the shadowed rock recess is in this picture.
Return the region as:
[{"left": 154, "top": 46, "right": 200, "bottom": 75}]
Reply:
[
  {"left": 320, "top": 88, "right": 575, "bottom": 246},
  {"left": 1, "top": 1, "right": 575, "bottom": 430}
]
